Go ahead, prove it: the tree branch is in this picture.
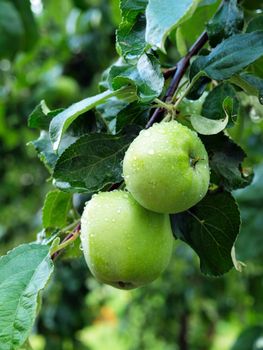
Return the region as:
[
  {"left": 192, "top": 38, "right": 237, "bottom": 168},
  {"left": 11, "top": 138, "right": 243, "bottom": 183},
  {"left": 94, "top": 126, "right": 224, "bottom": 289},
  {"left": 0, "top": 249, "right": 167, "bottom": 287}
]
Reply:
[{"left": 146, "top": 31, "right": 208, "bottom": 129}]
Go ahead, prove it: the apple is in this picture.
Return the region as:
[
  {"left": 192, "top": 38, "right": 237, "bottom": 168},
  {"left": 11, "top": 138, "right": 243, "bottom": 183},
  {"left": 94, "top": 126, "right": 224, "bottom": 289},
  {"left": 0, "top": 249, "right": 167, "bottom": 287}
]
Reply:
[
  {"left": 123, "top": 121, "right": 210, "bottom": 214},
  {"left": 80, "top": 191, "right": 173, "bottom": 290}
]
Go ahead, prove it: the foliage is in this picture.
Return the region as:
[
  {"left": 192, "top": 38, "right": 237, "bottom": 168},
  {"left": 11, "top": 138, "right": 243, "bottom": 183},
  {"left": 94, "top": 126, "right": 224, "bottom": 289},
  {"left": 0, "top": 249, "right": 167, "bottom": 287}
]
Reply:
[{"left": 0, "top": 0, "right": 263, "bottom": 349}]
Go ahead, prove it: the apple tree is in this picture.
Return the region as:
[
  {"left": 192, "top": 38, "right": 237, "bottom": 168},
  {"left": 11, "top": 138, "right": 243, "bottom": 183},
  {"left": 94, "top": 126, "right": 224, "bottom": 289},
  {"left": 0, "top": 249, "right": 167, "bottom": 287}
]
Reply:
[{"left": 0, "top": 0, "right": 263, "bottom": 349}]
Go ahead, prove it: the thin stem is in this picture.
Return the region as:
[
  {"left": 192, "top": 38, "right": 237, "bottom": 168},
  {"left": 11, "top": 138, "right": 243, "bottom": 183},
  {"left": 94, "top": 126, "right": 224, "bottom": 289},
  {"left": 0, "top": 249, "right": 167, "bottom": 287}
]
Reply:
[
  {"left": 154, "top": 98, "right": 174, "bottom": 111},
  {"left": 51, "top": 223, "right": 81, "bottom": 260},
  {"left": 60, "top": 220, "right": 80, "bottom": 234},
  {"left": 146, "top": 31, "right": 208, "bottom": 128},
  {"left": 173, "top": 71, "right": 205, "bottom": 107}
]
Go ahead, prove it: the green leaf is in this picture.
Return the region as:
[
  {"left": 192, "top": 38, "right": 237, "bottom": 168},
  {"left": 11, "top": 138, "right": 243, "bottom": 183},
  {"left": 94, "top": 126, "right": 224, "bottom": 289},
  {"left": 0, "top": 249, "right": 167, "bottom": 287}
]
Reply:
[
  {"left": 191, "top": 31, "right": 263, "bottom": 80},
  {"left": 230, "top": 73, "right": 263, "bottom": 104},
  {"left": 30, "top": 131, "right": 58, "bottom": 172},
  {"left": 246, "top": 14, "right": 263, "bottom": 33},
  {"left": 0, "top": 243, "right": 54, "bottom": 350},
  {"left": 11, "top": 0, "right": 39, "bottom": 52},
  {"left": 190, "top": 113, "right": 228, "bottom": 135},
  {"left": 172, "top": 191, "right": 241, "bottom": 276},
  {"left": 53, "top": 131, "right": 138, "bottom": 192},
  {"left": 207, "top": 0, "right": 244, "bottom": 47},
  {"left": 178, "top": 0, "right": 220, "bottom": 47},
  {"left": 201, "top": 133, "right": 253, "bottom": 190},
  {"left": 49, "top": 89, "right": 126, "bottom": 151},
  {"left": 231, "top": 326, "right": 263, "bottom": 350},
  {"left": 42, "top": 190, "right": 72, "bottom": 229},
  {"left": 30, "top": 109, "right": 99, "bottom": 173},
  {"left": 28, "top": 101, "right": 53, "bottom": 130},
  {"left": 108, "top": 54, "right": 164, "bottom": 103},
  {"left": 175, "top": 27, "right": 188, "bottom": 56},
  {"left": 115, "top": 102, "right": 150, "bottom": 132},
  {"left": 242, "top": 0, "right": 263, "bottom": 10},
  {"left": 146, "top": 0, "right": 201, "bottom": 51},
  {"left": 202, "top": 83, "right": 239, "bottom": 121},
  {"left": 0, "top": 0, "right": 23, "bottom": 59},
  {"left": 116, "top": 0, "right": 148, "bottom": 61},
  {"left": 234, "top": 164, "right": 263, "bottom": 262}
]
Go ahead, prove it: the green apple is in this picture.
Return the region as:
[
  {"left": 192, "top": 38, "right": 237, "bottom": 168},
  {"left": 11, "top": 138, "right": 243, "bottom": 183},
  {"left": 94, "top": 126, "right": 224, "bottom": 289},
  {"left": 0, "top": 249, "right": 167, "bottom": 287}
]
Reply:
[
  {"left": 80, "top": 191, "right": 173, "bottom": 290},
  {"left": 123, "top": 121, "right": 210, "bottom": 214}
]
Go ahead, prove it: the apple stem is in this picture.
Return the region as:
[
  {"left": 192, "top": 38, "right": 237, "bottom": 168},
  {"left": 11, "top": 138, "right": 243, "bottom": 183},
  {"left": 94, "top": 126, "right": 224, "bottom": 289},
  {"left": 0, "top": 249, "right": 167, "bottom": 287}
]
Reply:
[
  {"left": 146, "top": 31, "right": 208, "bottom": 129},
  {"left": 51, "top": 222, "right": 81, "bottom": 260}
]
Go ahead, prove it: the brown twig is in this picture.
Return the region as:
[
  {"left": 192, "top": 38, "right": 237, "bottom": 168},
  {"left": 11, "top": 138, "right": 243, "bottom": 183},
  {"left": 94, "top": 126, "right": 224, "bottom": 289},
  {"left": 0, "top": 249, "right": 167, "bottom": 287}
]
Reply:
[{"left": 146, "top": 31, "right": 208, "bottom": 129}]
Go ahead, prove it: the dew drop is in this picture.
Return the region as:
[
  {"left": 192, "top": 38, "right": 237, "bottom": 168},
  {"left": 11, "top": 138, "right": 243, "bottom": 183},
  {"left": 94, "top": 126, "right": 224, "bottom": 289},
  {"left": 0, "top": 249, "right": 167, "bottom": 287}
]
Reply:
[{"left": 79, "top": 243, "right": 83, "bottom": 251}]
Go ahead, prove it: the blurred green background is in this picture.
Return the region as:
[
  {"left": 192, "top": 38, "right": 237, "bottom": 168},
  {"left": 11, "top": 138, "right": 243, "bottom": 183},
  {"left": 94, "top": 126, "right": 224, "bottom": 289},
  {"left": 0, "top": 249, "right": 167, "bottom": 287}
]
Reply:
[{"left": 1, "top": 1, "right": 263, "bottom": 349}]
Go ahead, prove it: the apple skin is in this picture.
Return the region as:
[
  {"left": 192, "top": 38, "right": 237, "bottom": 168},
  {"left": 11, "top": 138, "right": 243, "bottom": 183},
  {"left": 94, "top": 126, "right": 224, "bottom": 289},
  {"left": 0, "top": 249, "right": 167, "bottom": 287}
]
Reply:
[
  {"left": 123, "top": 121, "right": 210, "bottom": 214},
  {"left": 80, "top": 191, "right": 173, "bottom": 290}
]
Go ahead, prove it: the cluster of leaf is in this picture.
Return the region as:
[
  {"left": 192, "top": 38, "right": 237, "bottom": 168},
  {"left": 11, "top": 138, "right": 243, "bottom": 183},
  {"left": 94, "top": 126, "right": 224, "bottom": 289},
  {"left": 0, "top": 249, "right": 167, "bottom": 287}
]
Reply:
[{"left": 1, "top": 0, "right": 263, "bottom": 349}]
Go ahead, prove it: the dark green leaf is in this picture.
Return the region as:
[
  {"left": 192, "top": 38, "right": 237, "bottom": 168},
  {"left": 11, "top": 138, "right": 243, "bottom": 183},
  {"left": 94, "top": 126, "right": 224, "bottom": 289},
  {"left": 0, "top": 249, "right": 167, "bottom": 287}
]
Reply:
[
  {"left": 201, "top": 133, "right": 253, "bottom": 190},
  {"left": 234, "top": 164, "right": 263, "bottom": 261},
  {"left": 145, "top": 0, "right": 201, "bottom": 51},
  {"left": 30, "top": 109, "right": 99, "bottom": 173},
  {"left": 187, "top": 77, "right": 211, "bottom": 100},
  {"left": 0, "top": 244, "right": 54, "bottom": 350},
  {"left": 108, "top": 54, "right": 164, "bottom": 103},
  {"left": 49, "top": 89, "right": 126, "bottom": 151},
  {"left": 172, "top": 191, "right": 240, "bottom": 276},
  {"left": 11, "top": 0, "right": 39, "bottom": 51},
  {"left": 0, "top": 1, "right": 23, "bottom": 59},
  {"left": 28, "top": 101, "right": 53, "bottom": 130},
  {"left": 116, "top": 0, "right": 148, "bottom": 61},
  {"left": 42, "top": 190, "right": 72, "bottom": 229},
  {"left": 30, "top": 131, "right": 58, "bottom": 172},
  {"left": 53, "top": 131, "right": 138, "bottom": 192},
  {"left": 246, "top": 14, "right": 263, "bottom": 33},
  {"left": 242, "top": 0, "right": 263, "bottom": 10},
  {"left": 202, "top": 83, "right": 239, "bottom": 121},
  {"left": 188, "top": 55, "right": 211, "bottom": 100},
  {"left": 191, "top": 31, "right": 263, "bottom": 80},
  {"left": 231, "top": 326, "right": 263, "bottom": 350},
  {"left": 230, "top": 73, "right": 263, "bottom": 104},
  {"left": 96, "top": 95, "right": 137, "bottom": 133},
  {"left": 207, "top": 0, "right": 244, "bottom": 47},
  {"left": 116, "top": 102, "right": 150, "bottom": 132}
]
